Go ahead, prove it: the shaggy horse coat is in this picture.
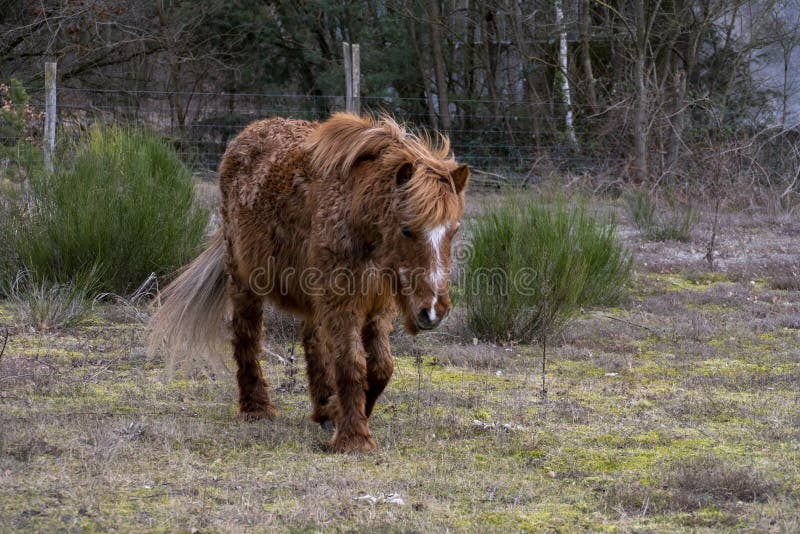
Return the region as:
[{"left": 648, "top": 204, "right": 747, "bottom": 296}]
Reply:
[{"left": 148, "top": 113, "right": 468, "bottom": 452}]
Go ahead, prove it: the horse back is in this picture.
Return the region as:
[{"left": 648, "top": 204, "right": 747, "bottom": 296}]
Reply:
[{"left": 218, "top": 117, "right": 318, "bottom": 314}]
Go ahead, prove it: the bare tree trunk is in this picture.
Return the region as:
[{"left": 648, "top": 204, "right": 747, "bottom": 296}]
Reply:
[
  {"left": 782, "top": 43, "right": 790, "bottom": 128},
  {"left": 158, "top": 0, "right": 189, "bottom": 154},
  {"left": 579, "top": 0, "right": 598, "bottom": 114},
  {"left": 555, "top": 0, "right": 578, "bottom": 149},
  {"left": 509, "top": 0, "right": 544, "bottom": 150},
  {"left": 668, "top": 1, "right": 738, "bottom": 171},
  {"left": 525, "top": 76, "right": 544, "bottom": 152},
  {"left": 633, "top": 0, "right": 648, "bottom": 183},
  {"left": 479, "top": 7, "right": 499, "bottom": 105},
  {"left": 667, "top": 68, "right": 686, "bottom": 171},
  {"left": 451, "top": 0, "right": 471, "bottom": 124},
  {"left": 408, "top": 11, "right": 439, "bottom": 129},
  {"left": 428, "top": 0, "right": 452, "bottom": 132},
  {"left": 463, "top": 0, "right": 478, "bottom": 132},
  {"left": 478, "top": 5, "right": 515, "bottom": 146},
  {"left": 666, "top": 23, "right": 699, "bottom": 172},
  {"left": 167, "top": 55, "right": 190, "bottom": 153}
]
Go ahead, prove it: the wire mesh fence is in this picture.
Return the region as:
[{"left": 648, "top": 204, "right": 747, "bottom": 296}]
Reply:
[
  {"left": 4, "top": 82, "right": 800, "bottom": 203},
  {"left": 4, "top": 84, "right": 628, "bottom": 180}
]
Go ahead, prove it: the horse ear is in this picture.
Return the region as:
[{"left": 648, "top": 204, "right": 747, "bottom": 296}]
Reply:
[
  {"left": 396, "top": 162, "right": 414, "bottom": 187},
  {"left": 451, "top": 164, "right": 469, "bottom": 193}
]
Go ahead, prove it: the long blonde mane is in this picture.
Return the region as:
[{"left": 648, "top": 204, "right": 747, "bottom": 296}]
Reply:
[{"left": 305, "top": 113, "right": 464, "bottom": 230}]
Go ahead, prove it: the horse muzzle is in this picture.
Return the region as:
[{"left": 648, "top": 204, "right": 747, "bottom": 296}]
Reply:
[{"left": 415, "top": 306, "right": 449, "bottom": 330}]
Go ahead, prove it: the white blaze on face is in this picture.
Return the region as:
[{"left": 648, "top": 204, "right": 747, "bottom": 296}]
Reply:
[
  {"left": 427, "top": 225, "right": 447, "bottom": 286},
  {"left": 427, "top": 224, "right": 448, "bottom": 322}
]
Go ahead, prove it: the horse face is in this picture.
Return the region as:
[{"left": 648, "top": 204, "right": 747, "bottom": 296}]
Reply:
[{"left": 395, "top": 221, "right": 460, "bottom": 334}]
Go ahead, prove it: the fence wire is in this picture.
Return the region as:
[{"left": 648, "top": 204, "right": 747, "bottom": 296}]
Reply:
[
  {"left": 4, "top": 85, "right": 800, "bottom": 201},
  {"left": 4, "top": 86, "right": 628, "bottom": 179}
]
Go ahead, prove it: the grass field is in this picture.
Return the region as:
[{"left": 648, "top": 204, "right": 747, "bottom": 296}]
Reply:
[{"left": 1, "top": 193, "right": 798, "bottom": 532}]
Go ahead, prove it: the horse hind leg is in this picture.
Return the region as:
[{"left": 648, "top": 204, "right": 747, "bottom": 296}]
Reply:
[
  {"left": 301, "top": 320, "right": 337, "bottom": 429},
  {"left": 229, "top": 276, "right": 276, "bottom": 420}
]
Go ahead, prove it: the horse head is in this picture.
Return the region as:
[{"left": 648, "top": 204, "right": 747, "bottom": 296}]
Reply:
[
  {"left": 305, "top": 113, "right": 469, "bottom": 334},
  {"left": 390, "top": 160, "right": 468, "bottom": 334}
]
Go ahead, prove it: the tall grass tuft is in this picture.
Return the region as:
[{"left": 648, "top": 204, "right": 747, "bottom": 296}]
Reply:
[
  {"left": 625, "top": 189, "right": 657, "bottom": 231},
  {"left": 625, "top": 190, "right": 698, "bottom": 242},
  {"left": 462, "top": 196, "right": 632, "bottom": 342},
  {"left": 7, "top": 268, "right": 100, "bottom": 331},
  {"left": 16, "top": 124, "right": 208, "bottom": 294}
]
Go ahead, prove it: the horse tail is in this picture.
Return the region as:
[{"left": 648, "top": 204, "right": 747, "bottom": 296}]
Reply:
[{"left": 147, "top": 230, "right": 229, "bottom": 374}]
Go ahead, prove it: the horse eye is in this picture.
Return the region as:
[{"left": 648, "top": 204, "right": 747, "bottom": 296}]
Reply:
[{"left": 401, "top": 227, "right": 414, "bottom": 238}]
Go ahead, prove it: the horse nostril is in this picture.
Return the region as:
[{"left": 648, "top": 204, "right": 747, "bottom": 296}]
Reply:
[
  {"left": 417, "top": 307, "right": 442, "bottom": 329},
  {"left": 418, "top": 308, "right": 431, "bottom": 325}
]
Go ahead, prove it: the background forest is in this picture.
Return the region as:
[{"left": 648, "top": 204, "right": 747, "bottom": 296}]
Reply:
[{"left": 2, "top": 0, "right": 800, "bottom": 200}]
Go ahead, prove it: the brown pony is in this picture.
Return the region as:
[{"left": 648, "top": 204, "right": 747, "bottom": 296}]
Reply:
[{"left": 148, "top": 113, "right": 468, "bottom": 453}]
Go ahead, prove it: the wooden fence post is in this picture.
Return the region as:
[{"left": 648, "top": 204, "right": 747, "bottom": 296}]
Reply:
[
  {"left": 342, "top": 42, "right": 360, "bottom": 115},
  {"left": 351, "top": 44, "right": 360, "bottom": 115},
  {"left": 44, "top": 62, "right": 57, "bottom": 173},
  {"left": 343, "top": 42, "right": 353, "bottom": 113}
]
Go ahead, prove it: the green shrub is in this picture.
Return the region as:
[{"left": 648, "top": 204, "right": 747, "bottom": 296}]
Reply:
[
  {"left": 0, "top": 79, "right": 41, "bottom": 143},
  {"left": 625, "top": 190, "right": 698, "bottom": 242},
  {"left": 0, "top": 79, "right": 45, "bottom": 183},
  {"left": 462, "top": 196, "right": 632, "bottom": 342},
  {"left": 14, "top": 124, "right": 208, "bottom": 294}
]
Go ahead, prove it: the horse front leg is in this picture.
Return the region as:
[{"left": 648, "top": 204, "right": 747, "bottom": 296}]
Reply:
[
  {"left": 300, "top": 320, "right": 336, "bottom": 428},
  {"left": 362, "top": 312, "right": 394, "bottom": 418},
  {"left": 322, "top": 310, "right": 376, "bottom": 453}
]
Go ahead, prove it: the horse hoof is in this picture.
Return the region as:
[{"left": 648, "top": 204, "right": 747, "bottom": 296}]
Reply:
[
  {"left": 238, "top": 405, "right": 277, "bottom": 421},
  {"left": 310, "top": 400, "right": 338, "bottom": 427},
  {"left": 320, "top": 420, "right": 335, "bottom": 431},
  {"left": 326, "top": 434, "right": 377, "bottom": 453}
]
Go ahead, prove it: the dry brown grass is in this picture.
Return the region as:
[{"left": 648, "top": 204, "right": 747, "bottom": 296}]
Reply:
[
  {"left": 603, "top": 453, "right": 778, "bottom": 520},
  {"left": 1, "top": 193, "right": 799, "bottom": 531},
  {"left": 769, "top": 274, "right": 800, "bottom": 291}
]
